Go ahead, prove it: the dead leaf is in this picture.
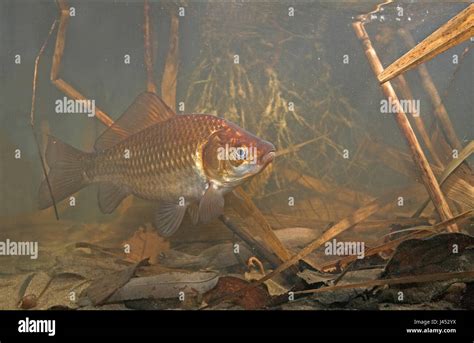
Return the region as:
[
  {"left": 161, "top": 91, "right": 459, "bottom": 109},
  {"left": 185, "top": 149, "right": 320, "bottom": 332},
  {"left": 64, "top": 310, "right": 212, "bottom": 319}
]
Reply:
[
  {"left": 122, "top": 225, "right": 170, "bottom": 264},
  {"left": 79, "top": 259, "right": 149, "bottom": 306},
  {"left": 274, "top": 227, "right": 320, "bottom": 249},
  {"left": 461, "top": 282, "right": 474, "bottom": 310},
  {"left": 204, "top": 276, "right": 270, "bottom": 309},
  {"left": 158, "top": 243, "right": 252, "bottom": 270},
  {"left": 312, "top": 288, "right": 365, "bottom": 306},
  {"left": 297, "top": 269, "right": 336, "bottom": 285},
  {"left": 244, "top": 270, "right": 288, "bottom": 296},
  {"left": 107, "top": 271, "right": 219, "bottom": 303},
  {"left": 337, "top": 268, "right": 384, "bottom": 286},
  {"left": 377, "top": 233, "right": 474, "bottom": 304},
  {"left": 382, "top": 233, "right": 474, "bottom": 278}
]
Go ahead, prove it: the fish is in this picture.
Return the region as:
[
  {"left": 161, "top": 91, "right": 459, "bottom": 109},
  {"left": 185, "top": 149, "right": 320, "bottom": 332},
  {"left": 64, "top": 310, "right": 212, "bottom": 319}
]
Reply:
[{"left": 38, "top": 92, "right": 275, "bottom": 237}]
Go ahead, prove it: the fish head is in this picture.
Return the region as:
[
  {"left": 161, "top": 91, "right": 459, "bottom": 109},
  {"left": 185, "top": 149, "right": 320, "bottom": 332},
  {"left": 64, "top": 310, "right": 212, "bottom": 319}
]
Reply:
[{"left": 202, "top": 121, "right": 275, "bottom": 188}]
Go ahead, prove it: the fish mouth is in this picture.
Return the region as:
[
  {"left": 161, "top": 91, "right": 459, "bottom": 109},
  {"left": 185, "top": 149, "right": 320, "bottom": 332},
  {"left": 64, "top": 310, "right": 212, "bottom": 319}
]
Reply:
[{"left": 260, "top": 150, "right": 275, "bottom": 166}]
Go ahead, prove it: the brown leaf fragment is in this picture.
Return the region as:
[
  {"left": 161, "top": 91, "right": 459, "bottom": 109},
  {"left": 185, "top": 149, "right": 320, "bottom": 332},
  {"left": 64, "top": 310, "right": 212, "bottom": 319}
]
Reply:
[
  {"left": 376, "top": 233, "right": 474, "bottom": 304},
  {"left": 107, "top": 271, "right": 219, "bottom": 303},
  {"left": 382, "top": 233, "right": 474, "bottom": 278},
  {"left": 79, "top": 259, "right": 149, "bottom": 306},
  {"left": 122, "top": 225, "right": 170, "bottom": 264},
  {"left": 439, "top": 282, "right": 466, "bottom": 306},
  {"left": 461, "top": 282, "right": 474, "bottom": 310},
  {"left": 297, "top": 269, "right": 335, "bottom": 285},
  {"left": 204, "top": 276, "right": 270, "bottom": 310},
  {"left": 158, "top": 243, "right": 252, "bottom": 270}
]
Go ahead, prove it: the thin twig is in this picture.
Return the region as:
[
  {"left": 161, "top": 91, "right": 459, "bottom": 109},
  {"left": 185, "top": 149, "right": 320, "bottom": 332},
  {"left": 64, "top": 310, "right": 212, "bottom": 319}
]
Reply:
[
  {"left": 30, "top": 19, "right": 59, "bottom": 220},
  {"left": 218, "top": 214, "right": 281, "bottom": 269},
  {"left": 295, "top": 270, "right": 474, "bottom": 295},
  {"left": 144, "top": 0, "right": 157, "bottom": 94}
]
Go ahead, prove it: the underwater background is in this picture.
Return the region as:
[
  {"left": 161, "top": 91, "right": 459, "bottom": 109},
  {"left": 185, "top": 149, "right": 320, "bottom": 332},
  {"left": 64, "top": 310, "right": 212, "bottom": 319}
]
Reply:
[{"left": 0, "top": 1, "right": 472, "bottom": 310}]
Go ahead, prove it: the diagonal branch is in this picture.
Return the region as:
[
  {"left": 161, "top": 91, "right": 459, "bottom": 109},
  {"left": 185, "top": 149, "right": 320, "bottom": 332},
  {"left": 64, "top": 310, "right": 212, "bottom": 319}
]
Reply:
[
  {"left": 353, "top": 20, "right": 458, "bottom": 232},
  {"left": 50, "top": 0, "right": 119, "bottom": 132}
]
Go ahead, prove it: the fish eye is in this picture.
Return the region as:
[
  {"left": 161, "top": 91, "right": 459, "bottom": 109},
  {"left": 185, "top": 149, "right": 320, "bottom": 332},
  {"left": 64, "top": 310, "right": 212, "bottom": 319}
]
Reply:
[{"left": 235, "top": 147, "right": 247, "bottom": 160}]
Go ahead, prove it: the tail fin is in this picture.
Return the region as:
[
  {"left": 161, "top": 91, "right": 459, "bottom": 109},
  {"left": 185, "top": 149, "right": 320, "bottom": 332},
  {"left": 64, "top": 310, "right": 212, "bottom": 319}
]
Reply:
[{"left": 38, "top": 136, "right": 92, "bottom": 210}]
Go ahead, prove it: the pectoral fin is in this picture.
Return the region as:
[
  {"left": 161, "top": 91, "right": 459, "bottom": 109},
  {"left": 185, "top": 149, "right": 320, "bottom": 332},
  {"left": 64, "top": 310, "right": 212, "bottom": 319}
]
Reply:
[
  {"left": 198, "top": 184, "right": 225, "bottom": 223},
  {"left": 154, "top": 202, "right": 187, "bottom": 237},
  {"left": 187, "top": 203, "right": 200, "bottom": 226}
]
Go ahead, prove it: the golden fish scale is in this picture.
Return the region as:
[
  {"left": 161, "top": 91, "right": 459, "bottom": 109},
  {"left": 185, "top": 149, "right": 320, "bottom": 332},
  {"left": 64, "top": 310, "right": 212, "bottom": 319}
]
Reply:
[{"left": 88, "top": 115, "right": 227, "bottom": 202}]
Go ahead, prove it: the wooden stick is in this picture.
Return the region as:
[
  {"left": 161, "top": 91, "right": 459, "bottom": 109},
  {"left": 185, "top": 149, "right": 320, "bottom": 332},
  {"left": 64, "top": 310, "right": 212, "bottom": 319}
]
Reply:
[
  {"left": 50, "top": 3, "right": 68, "bottom": 84},
  {"left": 378, "top": 4, "right": 474, "bottom": 84},
  {"left": 143, "top": 0, "right": 157, "bottom": 94},
  {"left": 295, "top": 270, "right": 474, "bottom": 295},
  {"left": 50, "top": 1, "right": 119, "bottom": 132},
  {"left": 394, "top": 75, "right": 444, "bottom": 168},
  {"left": 161, "top": 13, "right": 179, "bottom": 110},
  {"left": 230, "top": 188, "right": 293, "bottom": 262},
  {"left": 52, "top": 79, "right": 119, "bottom": 131},
  {"left": 398, "top": 28, "right": 462, "bottom": 151},
  {"left": 218, "top": 214, "right": 282, "bottom": 270},
  {"left": 353, "top": 21, "right": 458, "bottom": 232},
  {"left": 349, "top": 217, "right": 431, "bottom": 232}
]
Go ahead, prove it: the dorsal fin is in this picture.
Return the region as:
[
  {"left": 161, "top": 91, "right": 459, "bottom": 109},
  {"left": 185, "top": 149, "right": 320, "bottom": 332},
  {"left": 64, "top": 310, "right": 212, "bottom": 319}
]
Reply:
[{"left": 94, "top": 92, "right": 176, "bottom": 151}]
